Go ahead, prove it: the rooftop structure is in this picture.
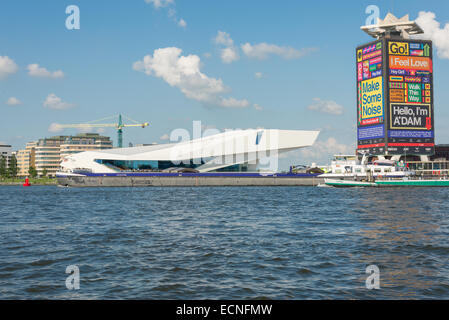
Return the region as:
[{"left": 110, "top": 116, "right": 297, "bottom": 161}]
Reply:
[{"left": 360, "top": 13, "right": 424, "bottom": 39}]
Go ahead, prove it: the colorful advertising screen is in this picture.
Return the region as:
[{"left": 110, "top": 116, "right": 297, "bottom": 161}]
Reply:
[
  {"left": 356, "top": 40, "right": 386, "bottom": 154},
  {"left": 356, "top": 38, "right": 434, "bottom": 156},
  {"left": 386, "top": 39, "right": 434, "bottom": 155}
]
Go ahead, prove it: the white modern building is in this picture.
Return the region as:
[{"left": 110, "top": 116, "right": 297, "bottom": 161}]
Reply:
[{"left": 59, "top": 129, "right": 319, "bottom": 174}]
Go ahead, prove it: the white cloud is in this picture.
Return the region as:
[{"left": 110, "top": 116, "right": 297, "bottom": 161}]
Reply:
[
  {"left": 415, "top": 11, "right": 449, "bottom": 59},
  {"left": 178, "top": 18, "right": 187, "bottom": 28},
  {"left": 43, "top": 93, "right": 75, "bottom": 110},
  {"left": 255, "top": 72, "right": 263, "bottom": 79},
  {"left": 214, "top": 31, "right": 234, "bottom": 47},
  {"left": 214, "top": 31, "right": 240, "bottom": 64},
  {"left": 220, "top": 47, "right": 239, "bottom": 64},
  {"left": 307, "top": 98, "right": 344, "bottom": 115},
  {"left": 0, "top": 56, "right": 18, "bottom": 79},
  {"left": 299, "top": 137, "right": 353, "bottom": 164},
  {"left": 253, "top": 103, "right": 263, "bottom": 111},
  {"left": 48, "top": 123, "right": 63, "bottom": 132},
  {"left": 160, "top": 133, "right": 170, "bottom": 140},
  {"left": 133, "top": 47, "right": 250, "bottom": 108},
  {"left": 6, "top": 97, "right": 22, "bottom": 106},
  {"left": 220, "top": 97, "right": 249, "bottom": 108},
  {"left": 27, "top": 64, "right": 64, "bottom": 78},
  {"left": 241, "top": 42, "right": 317, "bottom": 60},
  {"left": 144, "top": 0, "right": 174, "bottom": 9},
  {"left": 146, "top": 0, "right": 186, "bottom": 28}
]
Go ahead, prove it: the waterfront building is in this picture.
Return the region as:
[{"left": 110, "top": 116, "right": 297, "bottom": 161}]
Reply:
[
  {"left": 17, "top": 133, "right": 113, "bottom": 177},
  {"left": 59, "top": 129, "right": 319, "bottom": 174},
  {"left": 16, "top": 141, "right": 37, "bottom": 177}
]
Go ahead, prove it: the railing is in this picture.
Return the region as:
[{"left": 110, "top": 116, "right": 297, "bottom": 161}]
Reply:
[{"left": 406, "top": 161, "right": 449, "bottom": 177}]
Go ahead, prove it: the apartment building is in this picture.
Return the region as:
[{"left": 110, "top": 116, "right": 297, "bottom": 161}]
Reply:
[
  {"left": 17, "top": 133, "right": 113, "bottom": 177},
  {"left": 16, "top": 141, "right": 37, "bottom": 177}
]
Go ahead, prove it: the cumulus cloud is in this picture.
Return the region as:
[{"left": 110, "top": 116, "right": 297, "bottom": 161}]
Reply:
[
  {"left": 220, "top": 47, "right": 239, "bottom": 64},
  {"left": 48, "top": 123, "right": 63, "bottom": 132},
  {"left": 255, "top": 72, "right": 263, "bottom": 79},
  {"left": 415, "top": 11, "right": 449, "bottom": 59},
  {"left": 307, "top": 98, "right": 344, "bottom": 115},
  {"left": 241, "top": 43, "right": 317, "bottom": 60},
  {"left": 0, "top": 56, "right": 18, "bottom": 79},
  {"left": 299, "top": 137, "right": 353, "bottom": 164},
  {"left": 253, "top": 103, "right": 263, "bottom": 111},
  {"left": 220, "top": 97, "right": 249, "bottom": 108},
  {"left": 214, "top": 31, "right": 240, "bottom": 64},
  {"left": 214, "top": 31, "right": 234, "bottom": 47},
  {"left": 133, "top": 47, "right": 250, "bottom": 108},
  {"left": 27, "top": 64, "right": 64, "bottom": 78},
  {"left": 43, "top": 93, "right": 75, "bottom": 110},
  {"left": 178, "top": 18, "right": 187, "bottom": 28},
  {"left": 144, "top": 0, "right": 174, "bottom": 8},
  {"left": 6, "top": 97, "right": 22, "bottom": 106},
  {"left": 145, "top": 0, "right": 186, "bottom": 28}
]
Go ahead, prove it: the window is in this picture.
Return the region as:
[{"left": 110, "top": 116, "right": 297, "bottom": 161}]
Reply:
[{"left": 255, "top": 131, "right": 263, "bottom": 145}]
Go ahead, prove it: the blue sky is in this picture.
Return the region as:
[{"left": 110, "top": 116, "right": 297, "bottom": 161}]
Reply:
[{"left": 1, "top": 0, "right": 449, "bottom": 166}]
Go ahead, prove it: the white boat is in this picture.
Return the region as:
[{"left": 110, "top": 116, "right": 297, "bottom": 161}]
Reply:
[
  {"left": 324, "top": 178, "right": 377, "bottom": 188},
  {"left": 317, "top": 154, "right": 413, "bottom": 180}
]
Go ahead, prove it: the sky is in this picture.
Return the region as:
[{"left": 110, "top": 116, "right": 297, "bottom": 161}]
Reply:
[{"left": 1, "top": 0, "right": 449, "bottom": 168}]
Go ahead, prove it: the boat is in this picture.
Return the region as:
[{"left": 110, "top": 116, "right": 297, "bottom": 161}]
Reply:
[
  {"left": 317, "top": 154, "right": 413, "bottom": 180},
  {"left": 375, "top": 178, "right": 449, "bottom": 187},
  {"left": 324, "top": 178, "right": 377, "bottom": 187},
  {"left": 325, "top": 176, "right": 449, "bottom": 188}
]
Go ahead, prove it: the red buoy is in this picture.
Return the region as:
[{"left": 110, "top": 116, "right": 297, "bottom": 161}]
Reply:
[{"left": 23, "top": 177, "right": 31, "bottom": 187}]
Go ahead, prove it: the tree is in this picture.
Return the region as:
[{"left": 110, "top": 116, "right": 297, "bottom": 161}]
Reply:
[
  {"left": 8, "top": 155, "right": 18, "bottom": 178},
  {"left": 0, "top": 156, "right": 7, "bottom": 178},
  {"left": 29, "top": 166, "right": 38, "bottom": 178},
  {"left": 42, "top": 168, "right": 48, "bottom": 177}
]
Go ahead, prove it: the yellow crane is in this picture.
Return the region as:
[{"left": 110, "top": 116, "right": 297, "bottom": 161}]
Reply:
[{"left": 58, "top": 114, "right": 149, "bottom": 148}]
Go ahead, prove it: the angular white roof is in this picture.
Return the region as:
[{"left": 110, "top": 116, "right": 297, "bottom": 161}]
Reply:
[{"left": 61, "top": 129, "right": 319, "bottom": 173}]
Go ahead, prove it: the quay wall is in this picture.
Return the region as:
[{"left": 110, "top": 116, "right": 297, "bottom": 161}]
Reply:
[{"left": 57, "top": 175, "right": 324, "bottom": 187}]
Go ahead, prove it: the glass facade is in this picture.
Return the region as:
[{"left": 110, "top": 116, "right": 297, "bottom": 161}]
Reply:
[{"left": 94, "top": 159, "right": 248, "bottom": 172}]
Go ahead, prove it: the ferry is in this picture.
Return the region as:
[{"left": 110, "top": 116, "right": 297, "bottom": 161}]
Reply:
[{"left": 317, "top": 154, "right": 413, "bottom": 180}]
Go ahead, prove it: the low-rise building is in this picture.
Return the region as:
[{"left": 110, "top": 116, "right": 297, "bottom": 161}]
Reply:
[
  {"left": 16, "top": 141, "right": 37, "bottom": 177},
  {"left": 17, "top": 133, "right": 113, "bottom": 177}
]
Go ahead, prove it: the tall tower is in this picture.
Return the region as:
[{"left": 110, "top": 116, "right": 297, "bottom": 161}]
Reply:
[{"left": 356, "top": 14, "right": 434, "bottom": 158}]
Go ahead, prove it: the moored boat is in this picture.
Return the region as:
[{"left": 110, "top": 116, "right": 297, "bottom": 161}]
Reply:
[
  {"left": 375, "top": 178, "right": 449, "bottom": 187},
  {"left": 324, "top": 178, "right": 377, "bottom": 188}
]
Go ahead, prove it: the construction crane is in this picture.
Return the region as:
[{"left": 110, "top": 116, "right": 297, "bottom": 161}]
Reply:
[{"left": 58, "top": 114, "right": 149, "bottom": 148}]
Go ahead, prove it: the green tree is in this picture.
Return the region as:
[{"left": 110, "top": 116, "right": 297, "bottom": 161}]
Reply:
[
  {"left": 0, "top": 156, "right": 7, "bottom": 178},
  {"left": 29, "top": 166, "right": 38, "bottom": 178},
  {"left": 42, "top": 168, "right": 48, "bottom": 177},
  {"left": 8, "top": 155, "right": 18, "bottom": 178}
]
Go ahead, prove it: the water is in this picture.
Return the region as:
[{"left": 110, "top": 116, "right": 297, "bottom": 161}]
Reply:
[{"left": 0, "top": 185, "right": 448, "bottom": 299}]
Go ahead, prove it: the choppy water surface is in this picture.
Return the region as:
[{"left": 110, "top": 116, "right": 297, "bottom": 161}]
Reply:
[{"left": 0, "top": 185, "right": 448, "bottom": 299}]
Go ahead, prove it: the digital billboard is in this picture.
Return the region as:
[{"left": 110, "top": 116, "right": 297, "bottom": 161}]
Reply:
[
  {"left": 356, "top": 38, "right": 434, "bottom": 156},
  {"left": 386, "top": 39, "right": 434, "bottom": 155},
  {"left": 356, "top": 40, "right": 386, "bottom": 155}
]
